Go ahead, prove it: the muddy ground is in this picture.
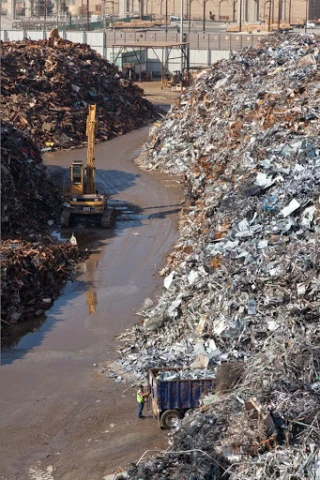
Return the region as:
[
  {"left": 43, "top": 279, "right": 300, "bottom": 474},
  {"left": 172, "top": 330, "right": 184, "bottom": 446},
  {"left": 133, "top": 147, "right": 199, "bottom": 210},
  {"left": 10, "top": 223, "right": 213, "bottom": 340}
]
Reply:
[{"left": 0, "top": 84, "right": 182, "bottom": 480}]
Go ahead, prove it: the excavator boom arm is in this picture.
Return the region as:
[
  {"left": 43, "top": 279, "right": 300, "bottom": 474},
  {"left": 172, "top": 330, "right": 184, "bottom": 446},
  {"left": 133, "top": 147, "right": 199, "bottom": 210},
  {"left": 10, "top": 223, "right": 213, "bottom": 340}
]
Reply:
[{"left": 85, "top": 105, "right": 97, "bottom": 194}]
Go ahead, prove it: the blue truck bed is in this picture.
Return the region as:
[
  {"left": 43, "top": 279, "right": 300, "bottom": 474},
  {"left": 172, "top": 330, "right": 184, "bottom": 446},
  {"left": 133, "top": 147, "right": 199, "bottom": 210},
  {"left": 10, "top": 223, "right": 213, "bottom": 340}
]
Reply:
[{"left": 149, "top": 367, "right": 215, "bottom": 413}]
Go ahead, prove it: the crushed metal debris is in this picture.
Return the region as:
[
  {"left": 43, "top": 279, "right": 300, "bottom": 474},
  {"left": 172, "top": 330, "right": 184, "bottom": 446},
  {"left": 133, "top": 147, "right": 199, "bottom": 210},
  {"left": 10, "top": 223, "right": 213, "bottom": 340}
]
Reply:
[
  {"left": 116, "top": 34, "right": 320, "bottom": 479},
  {"left": 1, "top": 238, "right": 80, "bottom": 327},
  {"left": 1, "top": 123, "right": 82, "bottom": 344},
  {"left": 1, "top": 122, "right": 62, "bottom": 238},
  {"left": 1, "top": 39, "right": 158, "bottom": 151}
]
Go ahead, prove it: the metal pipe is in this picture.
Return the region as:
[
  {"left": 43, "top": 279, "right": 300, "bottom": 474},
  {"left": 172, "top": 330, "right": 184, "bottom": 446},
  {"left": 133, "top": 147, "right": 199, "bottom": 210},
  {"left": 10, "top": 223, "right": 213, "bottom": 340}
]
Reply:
[
  {"left": 277, "top": 0, "right": 281, "bottom": 29},
  {"left": 165, "top": 0, "right": 168, "bottom": 39},
  {"left": 44, "top": 0, "right": 47, "bottom": 30},
  {"left": 305, "top": 0, "right": 308, "bottom": 32},
  {"left": 202, "top": 0, "right": 205, "bottom": 33},
  {"left": 288, "top": 0, "right": 292, "bottom": 24}
]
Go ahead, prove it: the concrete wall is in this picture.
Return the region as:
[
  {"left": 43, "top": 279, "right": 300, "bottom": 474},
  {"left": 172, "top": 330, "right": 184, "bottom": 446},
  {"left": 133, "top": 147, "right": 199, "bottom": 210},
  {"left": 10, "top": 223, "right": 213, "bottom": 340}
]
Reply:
[{"left": 1, "top": 28, "right": 259, "bottom": 70}]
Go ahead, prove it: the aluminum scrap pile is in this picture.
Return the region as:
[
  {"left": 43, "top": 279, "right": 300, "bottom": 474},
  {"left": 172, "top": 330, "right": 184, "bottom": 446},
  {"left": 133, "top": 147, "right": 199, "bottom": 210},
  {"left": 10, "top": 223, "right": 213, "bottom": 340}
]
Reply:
[
  {"left": 118, "top": 34, "right": 320, "bottom": 478},
  {"left": 155, "top": 369, "right": 215, "bottom": 381},
  {"left": 1, "top": 39, "right": 157, "bottom": 151}
]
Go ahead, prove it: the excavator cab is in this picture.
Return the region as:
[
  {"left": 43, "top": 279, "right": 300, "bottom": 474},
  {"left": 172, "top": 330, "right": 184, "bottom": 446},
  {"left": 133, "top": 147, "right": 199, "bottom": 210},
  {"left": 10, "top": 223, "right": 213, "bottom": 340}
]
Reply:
[
  {"left": 70, "top": 160, "right": 84, "bottom": 195},
  {"left": 60, "top": 105, "right": 115, "bottom": 228}
]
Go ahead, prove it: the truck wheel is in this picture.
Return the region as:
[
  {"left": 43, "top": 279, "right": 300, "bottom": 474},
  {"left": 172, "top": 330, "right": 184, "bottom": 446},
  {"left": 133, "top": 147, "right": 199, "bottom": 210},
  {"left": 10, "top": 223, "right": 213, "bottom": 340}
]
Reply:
[{"left": 160, "top": 410, "right": 182, "bottom": 429}]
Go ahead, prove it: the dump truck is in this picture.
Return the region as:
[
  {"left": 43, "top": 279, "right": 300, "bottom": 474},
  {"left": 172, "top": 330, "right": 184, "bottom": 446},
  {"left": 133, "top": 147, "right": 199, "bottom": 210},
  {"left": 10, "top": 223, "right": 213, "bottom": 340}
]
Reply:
[
  {"left": 60, "top": 105, "right": 115, "bottom": 228},
  {"left": 148, "top": 367, "right": 215, "bottom": 429}
]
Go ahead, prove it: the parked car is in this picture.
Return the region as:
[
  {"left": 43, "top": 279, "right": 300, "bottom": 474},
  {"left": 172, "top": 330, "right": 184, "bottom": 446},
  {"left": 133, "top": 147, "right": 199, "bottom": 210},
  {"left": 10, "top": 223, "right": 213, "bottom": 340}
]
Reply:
[{"left": 306, "top": 22, "right": 316, "bottom": 29}]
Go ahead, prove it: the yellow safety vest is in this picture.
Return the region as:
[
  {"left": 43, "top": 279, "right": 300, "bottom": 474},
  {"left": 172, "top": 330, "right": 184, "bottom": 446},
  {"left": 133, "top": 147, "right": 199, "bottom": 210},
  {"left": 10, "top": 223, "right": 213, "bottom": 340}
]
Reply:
[{"left": 137, "top": 390, "right": 144, "bottom": 403}]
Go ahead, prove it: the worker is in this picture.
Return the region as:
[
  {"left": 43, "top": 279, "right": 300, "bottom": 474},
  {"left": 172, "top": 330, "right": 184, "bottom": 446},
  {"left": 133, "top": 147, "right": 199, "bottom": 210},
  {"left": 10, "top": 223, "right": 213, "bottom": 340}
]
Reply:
[{"left": 137, "top": 384, "right": 149, "bottom": 419}]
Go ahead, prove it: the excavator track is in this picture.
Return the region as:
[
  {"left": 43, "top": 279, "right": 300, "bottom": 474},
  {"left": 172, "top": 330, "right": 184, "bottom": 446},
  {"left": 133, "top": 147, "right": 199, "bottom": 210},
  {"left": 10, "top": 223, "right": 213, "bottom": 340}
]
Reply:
[
  {"left": 100, "top": 208, "right": 116, "bottom": 228},
  {"left": 60, "top": 209, "right": 72, "bottom": 228}
]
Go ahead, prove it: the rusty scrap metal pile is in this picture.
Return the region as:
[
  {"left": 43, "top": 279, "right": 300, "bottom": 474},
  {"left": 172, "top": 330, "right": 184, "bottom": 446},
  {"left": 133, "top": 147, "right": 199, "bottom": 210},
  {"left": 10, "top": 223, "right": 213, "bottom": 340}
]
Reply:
[
  {"left": 118, "top": 34, "right": 320, "bottom": 478},
  {"left": 1, "top": 39, "right": 157, "bottom": 151},
  {"left": 1, "top": 123, "right": 81, "bottom": 344},
  {"left": 1, "top": 37, "right": 157, "bottom": 343},
  {"left": 1, "top": 122, "right": 62, "bottom": 238},
  {"left": 1, "top": 239, "right": 79, "bottom": 328}
]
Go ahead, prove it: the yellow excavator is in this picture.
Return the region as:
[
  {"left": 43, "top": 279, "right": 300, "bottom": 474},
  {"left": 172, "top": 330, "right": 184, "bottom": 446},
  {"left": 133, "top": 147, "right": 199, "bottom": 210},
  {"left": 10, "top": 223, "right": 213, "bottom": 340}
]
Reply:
[{"left": 60, "top": 105, "right": 115, "bottom": 228}]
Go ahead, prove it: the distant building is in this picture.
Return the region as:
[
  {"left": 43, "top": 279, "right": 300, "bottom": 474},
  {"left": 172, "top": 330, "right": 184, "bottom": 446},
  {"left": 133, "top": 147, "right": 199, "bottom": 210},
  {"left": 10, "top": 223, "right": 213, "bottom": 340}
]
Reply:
[
  {"left": 2, "top": 0, "right": 318, "bottom": 25},
  {"left": 114, "top": 0, "right": 317, "bottom": 24},
  {"left": 309, "top": 0, "right": 320, "bottom": 20}
]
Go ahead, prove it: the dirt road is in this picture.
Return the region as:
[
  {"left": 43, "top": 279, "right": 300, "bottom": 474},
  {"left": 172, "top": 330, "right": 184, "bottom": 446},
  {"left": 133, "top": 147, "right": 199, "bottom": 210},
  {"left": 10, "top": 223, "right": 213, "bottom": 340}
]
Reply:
[{"left": 0, "top": 99, "right": 183, "bottom": 480}]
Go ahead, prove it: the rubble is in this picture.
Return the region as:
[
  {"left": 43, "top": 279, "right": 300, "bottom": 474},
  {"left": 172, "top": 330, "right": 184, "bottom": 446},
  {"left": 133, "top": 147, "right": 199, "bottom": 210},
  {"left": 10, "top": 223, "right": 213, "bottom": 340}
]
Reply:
[
  {"left": 1, "top": 39, "right": 158, "bottom": 151},
  {"left": 116, "top": 34, "right": 320, "bottom": 478}
]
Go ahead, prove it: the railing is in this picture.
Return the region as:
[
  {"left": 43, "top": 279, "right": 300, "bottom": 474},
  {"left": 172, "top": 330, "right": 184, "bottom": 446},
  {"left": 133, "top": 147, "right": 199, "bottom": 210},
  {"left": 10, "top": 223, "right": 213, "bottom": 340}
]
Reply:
[
  {"left": 3, "top": 26, "right": 271, "bottom": 52},
  {"left": 106, "top": 30, "right": 266, "bottom": 51}
]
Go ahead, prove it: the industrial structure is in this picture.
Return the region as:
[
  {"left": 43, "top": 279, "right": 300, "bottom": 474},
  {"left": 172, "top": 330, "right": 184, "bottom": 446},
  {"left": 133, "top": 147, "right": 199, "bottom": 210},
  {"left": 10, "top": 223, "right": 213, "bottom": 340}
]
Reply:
[{"left": 2, "top": 0, "right": 320, "bottom": 23}]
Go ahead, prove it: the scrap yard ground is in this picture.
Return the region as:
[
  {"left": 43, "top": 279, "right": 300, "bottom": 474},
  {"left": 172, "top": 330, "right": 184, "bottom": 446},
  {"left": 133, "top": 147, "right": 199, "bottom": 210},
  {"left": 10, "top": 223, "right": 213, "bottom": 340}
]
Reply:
[{"left": 0, "top": 82, "right": 182, "bottom": 479}]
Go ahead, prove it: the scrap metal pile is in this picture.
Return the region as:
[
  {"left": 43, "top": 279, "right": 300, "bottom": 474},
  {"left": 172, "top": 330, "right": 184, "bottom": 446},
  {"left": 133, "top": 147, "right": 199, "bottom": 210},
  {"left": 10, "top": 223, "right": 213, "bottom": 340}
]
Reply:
[
  {"left": 1, "top": 122, "right": 81, "bottom": 344},
  {"left": 1, "top": 239, "right": 79, "bottom": 330},
  {"left": 118, "top": 34, "right": 320, "bottom": 478},
  {"left": 1, "top": 121, "right": 62, "bottom": 238},
  {"left": 1, "top": 39, "right": 157, "bottom": 151},
  {"left": 154, "top": 368, "right": 216, "bottom": 381}
]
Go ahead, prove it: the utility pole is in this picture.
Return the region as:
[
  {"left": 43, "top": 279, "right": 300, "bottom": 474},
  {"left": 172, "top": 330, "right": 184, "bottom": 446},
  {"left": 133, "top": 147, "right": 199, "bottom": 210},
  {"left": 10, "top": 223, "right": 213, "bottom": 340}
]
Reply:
[
  {"left": 288, "top": 0, "right": 292, "bottom": 24},
  {"left": 165, "top": 0, "right": 168, "bottom": 39},
  {"left": 305, "top": 0, "right": 308, "bottom": 32},
  {"left": 277, "top": 0, "right": 281, "bottom": 30},
  {"left": 180, "top": 0, "right": 184, "bottom": 72},
  {"left": 44, "top": 0, "right": 47, "bottom": 30},
  {"left": 268, "top": 0, "right": 271, "bottom": 31},
  {"left": 103, "top": 0, "right": 106, "bottom": 30},
  {"left": 239, "top": 0, "right": 242, "bottom": 32},
  {"left": 87, "top": 0, "right": 90, "bottom": 30},
  {"left": 202, "top": 0, "right": 208, "bottom": 33}
]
